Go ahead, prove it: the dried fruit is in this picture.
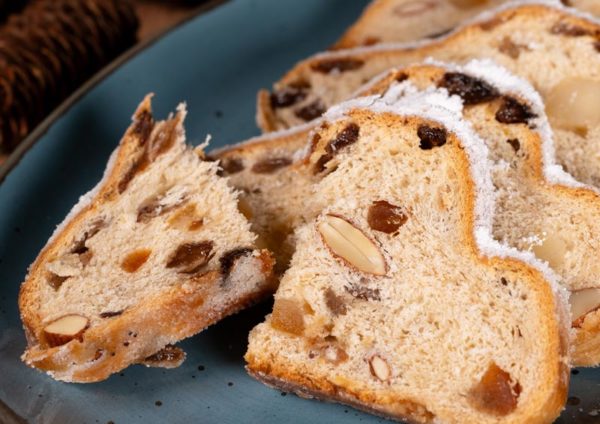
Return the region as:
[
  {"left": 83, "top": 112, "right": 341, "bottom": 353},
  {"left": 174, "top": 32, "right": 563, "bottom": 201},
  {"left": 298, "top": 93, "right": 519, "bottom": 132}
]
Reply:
[
  {"left": 532, "top": 233, "right": 566, "bottom": 270},
  {"left": 324, "top": 288, "right": 347, "bottom": 316},
  {"left": 417, "top": 125, "right": 447, "bottom": 150},
  {"left": 367, "top": 200, "right": 408, "bottom": 234},
  {"left": 166, "top": 241, "right": 214, "bottom": 274},
  {"left": 498, "top": 37, "right": 528, "bottom": 59},
  {"left": 318, "top": 214, "right": 387, "bottom": 276},
  {"left": 495, "top": 96, "right": 536, "bottom": 125},
  {"left": 270, "top": 85, "right": 308, "bottom": 108},
  {"left": 369, "top": 355, "right": 391, "bottom": 381},
  {"left": 314, "top": 123, "right": 360, "bottom": 173},
  {"left": 468, "top": 362, "right": 521, "bottom": 416},
  {"left": 550, "top": 21, "right": 593, "bottom": 37},
  {"left": 142, "top": 345, "right": 186, "bottom": 368},
  {"left": 545, "top": 78, "right": 600, "bottom": 133},
  {"left": 220, "top": 248, "right": 253, "bottom": 280},
  {"left": 311, "top": 57, "right": 364, "bottom": 74},
  {"left": 47, "top": 272, "right": 69, "bottom": 290},
  {"left": 252, "top": 157, "right": 292, "bottom": 174},
  {"left": 295, "top": 99, "right": 326, "bottom": 122},
  {"left": 218, "top": 157, "right": 244, "bottom": 175},
  {"left": 137, "top": 191, "right": 188, "bottom": 223},
  {"left": 570, "top": 288, "right": 600, "bottom": 327},
  {"left": 438, "top": 72, "right": 499, "bottom": 105},
  {"left": 271, "top": 298, "right": 304, "bottom": 335},
  {"left": 99, "top": 310, "right": 123, "bottom": 318},
  {"left": 506, "top": 138, "right": 520, "bottom": 152},
  {"left": 121, "top": 249, "right": 152, "bottom": 273},
  {"left": 43, "top": 314, "right": 89, "bottom": 347},
  {"left": 237, "top": 198, "right": 253, "bottom": 220},
  {"left": 168, "top": 204, "right": 204, "bottom": 232}
]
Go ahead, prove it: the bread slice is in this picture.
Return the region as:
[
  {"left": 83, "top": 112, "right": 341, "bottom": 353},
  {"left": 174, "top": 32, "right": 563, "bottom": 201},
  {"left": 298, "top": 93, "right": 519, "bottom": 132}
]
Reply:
[
  {"left": 246, "top": 90, "right": 570, "bottom": 424},
  {"left": 334, "top": 0, "right": 599, "bottom": 50},
  {"left": 219, "top": 59, "right": 600, "bottom": 365},
  {"left": 19, "top": 95, "right": 275, "bottom": 382},
  {"left": 257, "top": 2, "right": 600, "bottom": 188}
]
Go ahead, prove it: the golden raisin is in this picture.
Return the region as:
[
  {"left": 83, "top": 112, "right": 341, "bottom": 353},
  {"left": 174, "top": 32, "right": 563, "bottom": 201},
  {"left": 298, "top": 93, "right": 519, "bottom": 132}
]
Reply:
[
  {"left": 468, "top": 362, "right": 521, "bottom": 416},
  {"left": 168, "top": 204, "right": 203, "bottom": 232},
  {"left": 121, "top": 249, "right": 152, "bottom": 273},
  {"left": 271, "top": 298, "right": 304, "bottom": 336},
  {"left": 166, "top": 241, "right": 214, "bottom": 274}
]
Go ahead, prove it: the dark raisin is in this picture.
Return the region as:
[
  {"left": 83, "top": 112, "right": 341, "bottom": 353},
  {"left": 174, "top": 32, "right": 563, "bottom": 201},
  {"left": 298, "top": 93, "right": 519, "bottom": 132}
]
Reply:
[
  {"left": 368, "top": 200, "right": 408, "bottom": 234},
  {"left": 295, "top": 99, "right": 326, "bottom": 122},
  {"left": 133, "top": 110, "right": 154, "bottom": 146},
  {"left": 47, "top": 273, "right": 69, "bottom": 290},
  {"left": 311, "top": 57, "right": 364, "bottom": 74},
  {"left": 144, "top": 345, "right": 185, "bottom": 364},
  {"left": 500, "top": 277, "right": 508, "bottom": 286},
  {"left": 251, "top": 157, "right": 292, "bottom": 174},
  {"left": 438, "top": 72, "right": 499, "bottom": 105},
  {"left": 495, "top": 96, "right": 536, "bottom": 125},
  {"left": 270, "top": 86, "right": 308, "bottom": 109},
  {"left": 137, "top": 194, "right": 188, "bottom": 223},
  {"left": 417, "top": 125, "right": 447, "bottom": 150},
  {"left": 118, "top": 155, "right": 149, "bottom": 194},
  {"left": 324, "top": 288, "right": 347, "bottom": 316},
  {"left": 71, "top": 219, "right": 106, "bottom": 254},
  {"left": 479, "top": 17, "right": 504, "bottom": 32},
  {"left": 362, "top": 36, "right": 381, "bottom": 46},
  {"left": 550, "top": 21, "right": 593, "bottom": 37},
  {"left": 560, "top": 0, "right": 572, "bottom": 5},
  {"left": 313, "top": 152, "right": 334, "bottom": 174},
  {"left": 219, "top": 248, "right": 253, "bottom": 280},
  {"left": 326, "top": 123, "right": 360, "bottom": 154},
  {"left": 506, "top": 138, "right": 520, "bottom": 152},
  {"left": 166, "top": 241, "right": 214, "bottom": 274},
  {"left": 344, "top": 283, "right": 381, "bottom": 301},
  {"left": 594, "top": 41, "right": 600, "bottom": 53},
  {"left": 99, "top": 310, "right": 123, "bottom": 318},
  {"left": 218, "top": 157, "right": 244, "bottom": 176},
  {"left": 395, "top": 72, "right": 409, "bottom": 83}
]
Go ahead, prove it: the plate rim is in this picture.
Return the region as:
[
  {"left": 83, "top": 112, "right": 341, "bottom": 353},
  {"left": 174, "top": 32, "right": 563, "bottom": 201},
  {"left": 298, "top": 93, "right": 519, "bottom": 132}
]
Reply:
[{"left": 0, "top": 0, "right": 229, "bottom": 185}]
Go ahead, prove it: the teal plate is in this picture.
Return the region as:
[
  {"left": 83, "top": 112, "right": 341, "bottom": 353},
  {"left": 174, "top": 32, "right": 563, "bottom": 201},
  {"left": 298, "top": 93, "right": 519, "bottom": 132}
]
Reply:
[{"left": 0, "top": 0, "right": 599, "bottom": 422}]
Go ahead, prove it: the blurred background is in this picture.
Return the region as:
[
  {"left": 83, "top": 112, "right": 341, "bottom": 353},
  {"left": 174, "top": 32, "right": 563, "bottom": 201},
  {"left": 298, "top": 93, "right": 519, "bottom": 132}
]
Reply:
[{"left": 0, "top": 0, "right": 208, "bottom": 164}]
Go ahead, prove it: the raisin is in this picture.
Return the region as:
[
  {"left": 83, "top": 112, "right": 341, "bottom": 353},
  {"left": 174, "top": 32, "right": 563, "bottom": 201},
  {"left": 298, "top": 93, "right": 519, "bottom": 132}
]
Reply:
[
  {"left": 479, "top": 17, "right": 504, "bottom": 32},
  {"left": 132, "top": 110, "right": 154, "bottom": 145},
  {"left": 144, "top": 345, "right": 185, "bottom": 364},
  {"left": 218, "top": 157, "right": 244, "bottom": 176},
  {"left": 99, "top": 310, "right": 123, "bottom": 318},
  {"left": 550, "top": 21, "right": 593, "bottom": 37},
  {"left": 137, "top": 193, "right": 188, "bottom": 223},
  {"left": 219, "top": 248, "right": 253, "bottom": 280},
  {"left": 506, "top": 138, "right": 520, "bottom": 152},
  {"left": 324, "top": 288, "right": 347, "bottom": 316},
  {"left": 251, "top": 157, "right": 292, "bottom": 174},
  {"left": 270, "top": 86, "right": 308, "bottom": 109},
  {"left": 368, "top": 200, "right": 408, "bottom": 234},
  {"left": 344, "top": 283, "right": 381, "bottom": 301},
  {"left": 47, "top": 272, "right": 69, "bottom": 290},
  {"left": 71, "top": 219, "right": 106, "bottom": 254},
  {"left": 166, "top": 241, "right": 214, "bottom": 274},
  {"left": 438, "top": 72, "right": 499, "bottom": 105},
  {"left": 594, "top": 41, "right": 600, "bottom": 53},
  {"left": 468, "top": 362, "right": 521, "bottom": 416},
  {"left": 271, "top": 298, "right": 304, "bottom": 335},
  {"left": 168, "top": 204, "right": 204, "bottom": 232},
  {"left": 498, "top": 37, "right": 527, "bottom": 59},
  {"left": 417, "top": 125, "right": 447, "bottom": 150},
  {"left": 313, "top": 152, "right": 334, "bottom": 174},
  {"left": 121, "top": 249, "right": 152, "bottom": 273},
  {"left": 311, "top": 57, "right": 364, "bottom": 74},
  {"left": 295, "top": 99, "right": 326, "bottom": 122},
  {"left": 395, "top": 72, "right": 409, "bottom": 83},
  {"left": 495, "top": 96, "right": 536, "bottom": 125},
  {"left": 326, "top": 123, "right": 360, "bottom": 154},
  {"left": 362, "top": 36, "right": 381, "bottom": 46}
]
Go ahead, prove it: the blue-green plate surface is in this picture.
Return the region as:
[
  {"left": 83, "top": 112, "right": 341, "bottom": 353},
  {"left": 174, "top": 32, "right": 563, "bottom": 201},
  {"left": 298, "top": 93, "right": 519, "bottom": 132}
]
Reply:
[{"left": 0, "top": 0, "right": 599, "bottom": 422}]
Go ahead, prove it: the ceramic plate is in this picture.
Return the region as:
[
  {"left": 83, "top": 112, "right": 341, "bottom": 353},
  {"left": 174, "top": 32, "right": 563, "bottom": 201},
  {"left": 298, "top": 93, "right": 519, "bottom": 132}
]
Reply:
[{"left": 0, "top": 0, "right": 598, "bottom": 422}]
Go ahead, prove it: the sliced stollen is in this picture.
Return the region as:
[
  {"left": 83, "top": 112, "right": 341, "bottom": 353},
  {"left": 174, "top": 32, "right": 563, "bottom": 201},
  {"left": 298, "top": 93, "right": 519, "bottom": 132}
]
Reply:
[
  {"left": 19, "top": 95, "right": 274, "bottom": 383},
  {"left": 219, "top": 60, "right": 600, "bottom": 365},
  {"left": 334, "top": 0, "right": 599, "bottom": 50},
  {"left": 257, "top": 1, "right": 600, "bottom": 188},
  {"left": 246, "top": 90, "right": 570, "bottom": 424}
]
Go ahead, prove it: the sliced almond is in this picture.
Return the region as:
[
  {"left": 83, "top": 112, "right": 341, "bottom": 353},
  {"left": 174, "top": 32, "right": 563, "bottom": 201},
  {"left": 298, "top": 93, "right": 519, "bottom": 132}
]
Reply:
[
  {"left": 369, "top": 354, "right": 391, "bottom": 382},
  {"left": 570, "top": 288, "right": 600, "bottom": 327},
  {"left": 318, "top": 214, "right": 386, "bottom": 275},
  {"left": 43, "top": 314, "right": 89, "bottom": 347},
  {"left": 531, "top": 233, "right": 566, "bottom": 270}
]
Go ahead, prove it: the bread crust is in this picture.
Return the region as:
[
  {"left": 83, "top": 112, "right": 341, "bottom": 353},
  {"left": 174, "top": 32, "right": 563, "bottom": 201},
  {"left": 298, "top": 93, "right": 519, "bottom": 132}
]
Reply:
[
  {"left": 245, "top": 112, "right": 569, "bottom": 423},
  {"left": 19, "top": 96, "right": 275, "bottom": 382}
]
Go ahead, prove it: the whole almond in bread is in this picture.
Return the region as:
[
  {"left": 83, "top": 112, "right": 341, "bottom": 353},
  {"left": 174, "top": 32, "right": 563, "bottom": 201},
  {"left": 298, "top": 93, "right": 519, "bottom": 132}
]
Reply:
[{"left": 19, "top": 95, "right": 274, "bottom": 382}]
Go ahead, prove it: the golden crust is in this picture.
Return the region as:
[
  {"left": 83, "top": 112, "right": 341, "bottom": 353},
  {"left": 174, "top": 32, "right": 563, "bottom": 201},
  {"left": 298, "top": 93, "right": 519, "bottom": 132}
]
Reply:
[
  {"left": 245, "top": 112, "right": 569, "bottom": 423},
  {"left": 19, "top": 96, "right": 275, "bottom": 382}
]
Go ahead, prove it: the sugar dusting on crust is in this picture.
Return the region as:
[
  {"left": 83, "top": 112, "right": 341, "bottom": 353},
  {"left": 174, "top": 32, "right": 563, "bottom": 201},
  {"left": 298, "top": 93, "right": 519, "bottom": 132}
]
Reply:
[
  {"left": 428, "top": 58, "right": 593, "bottom": 192},
  {"left": 323, "top": 84, "right": 572, "bottom": 358},
  {"left": 307, "top": 0, "right": 598, "bottom": 62}
]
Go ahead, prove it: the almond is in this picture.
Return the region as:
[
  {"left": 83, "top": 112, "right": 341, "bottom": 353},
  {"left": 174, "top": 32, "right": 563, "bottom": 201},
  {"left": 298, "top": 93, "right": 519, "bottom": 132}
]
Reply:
[
  {"left": 43, "top": 314, "right": 89, "bottom": 347},
  {"left": 570, "top": 288, "right": 600, "bottom": 327},
  {"left": 369, "top": 354, "right": 391, "bottom": 381},
  {"left": 546, "top": 78, "right": 600, "bottom": 134},
  {"left": 318, "top": 214, "right": 386, "bottom": 275}
]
